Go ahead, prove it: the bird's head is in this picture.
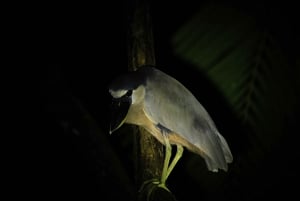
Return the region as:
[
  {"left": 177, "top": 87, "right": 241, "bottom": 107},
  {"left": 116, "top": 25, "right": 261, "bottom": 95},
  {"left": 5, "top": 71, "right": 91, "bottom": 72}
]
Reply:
[{"left": 108, "top": 71, "right": 146, "bottom": 134}]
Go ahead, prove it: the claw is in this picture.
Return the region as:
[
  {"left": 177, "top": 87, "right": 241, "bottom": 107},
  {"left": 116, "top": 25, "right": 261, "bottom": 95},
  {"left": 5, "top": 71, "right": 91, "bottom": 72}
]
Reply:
[
  {"left": 157, "top": 182, "right": 170, "bottom": 192},
  {"left": 138, "top": 178, "right": 160, "bottom": 193}
]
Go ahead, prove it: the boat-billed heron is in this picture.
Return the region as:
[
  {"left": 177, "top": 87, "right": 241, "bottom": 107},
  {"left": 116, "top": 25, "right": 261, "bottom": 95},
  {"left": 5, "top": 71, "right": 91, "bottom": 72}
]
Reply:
[{"left": 109, "top": 66, "right": 233, "bottom": 190}]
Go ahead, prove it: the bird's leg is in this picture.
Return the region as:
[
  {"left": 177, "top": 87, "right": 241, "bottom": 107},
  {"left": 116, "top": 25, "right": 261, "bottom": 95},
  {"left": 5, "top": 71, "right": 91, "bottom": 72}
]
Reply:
[
  {"left": 158, "top": 134, "right": 172, "bottom": 191},
  {"left": 165, "top": 144, "right": 183, "bottom": 181},
  {"left": 139, "top": 134, "right": 172, "bottom": 194}
]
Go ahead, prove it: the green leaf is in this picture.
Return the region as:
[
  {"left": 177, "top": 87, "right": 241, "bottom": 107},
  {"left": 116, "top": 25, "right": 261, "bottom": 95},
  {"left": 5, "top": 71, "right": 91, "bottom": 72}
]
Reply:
[{"left": 171, "top": 2, "right": 295, "bottom": 166}]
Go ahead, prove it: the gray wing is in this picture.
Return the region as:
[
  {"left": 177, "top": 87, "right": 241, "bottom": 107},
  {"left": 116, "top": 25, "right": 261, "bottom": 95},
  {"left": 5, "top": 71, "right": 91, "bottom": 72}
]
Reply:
[{"left": 142, "top": 68, "right": 233, "bottom": 172}]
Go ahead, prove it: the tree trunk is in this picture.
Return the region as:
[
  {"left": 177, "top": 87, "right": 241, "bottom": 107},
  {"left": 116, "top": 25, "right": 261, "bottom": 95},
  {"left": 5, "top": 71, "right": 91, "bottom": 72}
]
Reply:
[{"left": 127, "top": 0, "right": 177, "bottom": 200}]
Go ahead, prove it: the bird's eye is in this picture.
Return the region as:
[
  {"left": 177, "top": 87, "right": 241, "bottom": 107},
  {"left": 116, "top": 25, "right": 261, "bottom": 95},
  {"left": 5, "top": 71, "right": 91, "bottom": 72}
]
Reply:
[{"left": 126, "top": 90, "right": 132, "bottom": 97}]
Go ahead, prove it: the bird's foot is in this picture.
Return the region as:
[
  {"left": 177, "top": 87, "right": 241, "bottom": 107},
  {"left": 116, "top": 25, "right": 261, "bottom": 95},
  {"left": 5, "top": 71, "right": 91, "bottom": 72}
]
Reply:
[
  {"left": 157, "top": 182, "right": 170, "bottom": 192},
  {"left": 139, "top": 178, "right": 170, "bottom": 192},
  {"left": 138, "top": 178, "right": 160, "bottom": 193},
  {"left": 138, "top": 179, "right": 171, "bottom": 201}
]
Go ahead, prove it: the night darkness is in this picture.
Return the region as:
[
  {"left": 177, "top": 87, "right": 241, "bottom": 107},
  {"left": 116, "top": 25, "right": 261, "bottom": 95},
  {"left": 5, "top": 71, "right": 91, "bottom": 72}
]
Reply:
[{"left": 35, "top": 0, "right": 299, "bottom": 200}]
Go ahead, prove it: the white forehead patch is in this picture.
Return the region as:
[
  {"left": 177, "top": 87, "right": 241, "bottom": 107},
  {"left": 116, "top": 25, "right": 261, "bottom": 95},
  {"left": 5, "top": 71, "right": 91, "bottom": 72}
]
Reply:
[{"left": 109, "top": 89, "right": 128, "bottom": 98}]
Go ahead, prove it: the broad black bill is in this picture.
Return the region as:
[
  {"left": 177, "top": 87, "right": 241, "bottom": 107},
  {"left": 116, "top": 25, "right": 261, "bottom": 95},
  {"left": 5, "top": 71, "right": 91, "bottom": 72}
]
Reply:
[{"left": 109, "top": 95, "right": 131, "bottom": 134}]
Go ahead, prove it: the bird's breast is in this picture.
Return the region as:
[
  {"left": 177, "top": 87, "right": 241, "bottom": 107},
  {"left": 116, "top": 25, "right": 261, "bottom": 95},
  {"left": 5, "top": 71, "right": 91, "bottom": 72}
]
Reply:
[{"left": 125, "top": 102, "right": 166, "bottom": 145}]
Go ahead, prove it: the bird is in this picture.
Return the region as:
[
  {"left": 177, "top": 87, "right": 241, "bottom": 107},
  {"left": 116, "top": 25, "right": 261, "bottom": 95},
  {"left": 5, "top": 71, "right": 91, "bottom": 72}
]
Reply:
[{"left": 109, "top": 66, "right": 233, "bottom": 190}]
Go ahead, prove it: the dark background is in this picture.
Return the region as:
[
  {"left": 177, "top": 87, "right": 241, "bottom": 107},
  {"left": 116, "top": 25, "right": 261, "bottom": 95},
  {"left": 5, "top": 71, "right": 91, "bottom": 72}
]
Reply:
[{"left": 35, "top": 0, "right": 299, "bottom": 200}]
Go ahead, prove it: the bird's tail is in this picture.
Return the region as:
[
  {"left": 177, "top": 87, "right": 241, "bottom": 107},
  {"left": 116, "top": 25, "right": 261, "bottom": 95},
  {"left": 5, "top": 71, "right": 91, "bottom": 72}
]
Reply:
[
  {"left": 217, "top": 132, "right": 233, "bottom": 163},
  {"left": 204, "top": 132, "right": 233, "bottom": 172}
]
